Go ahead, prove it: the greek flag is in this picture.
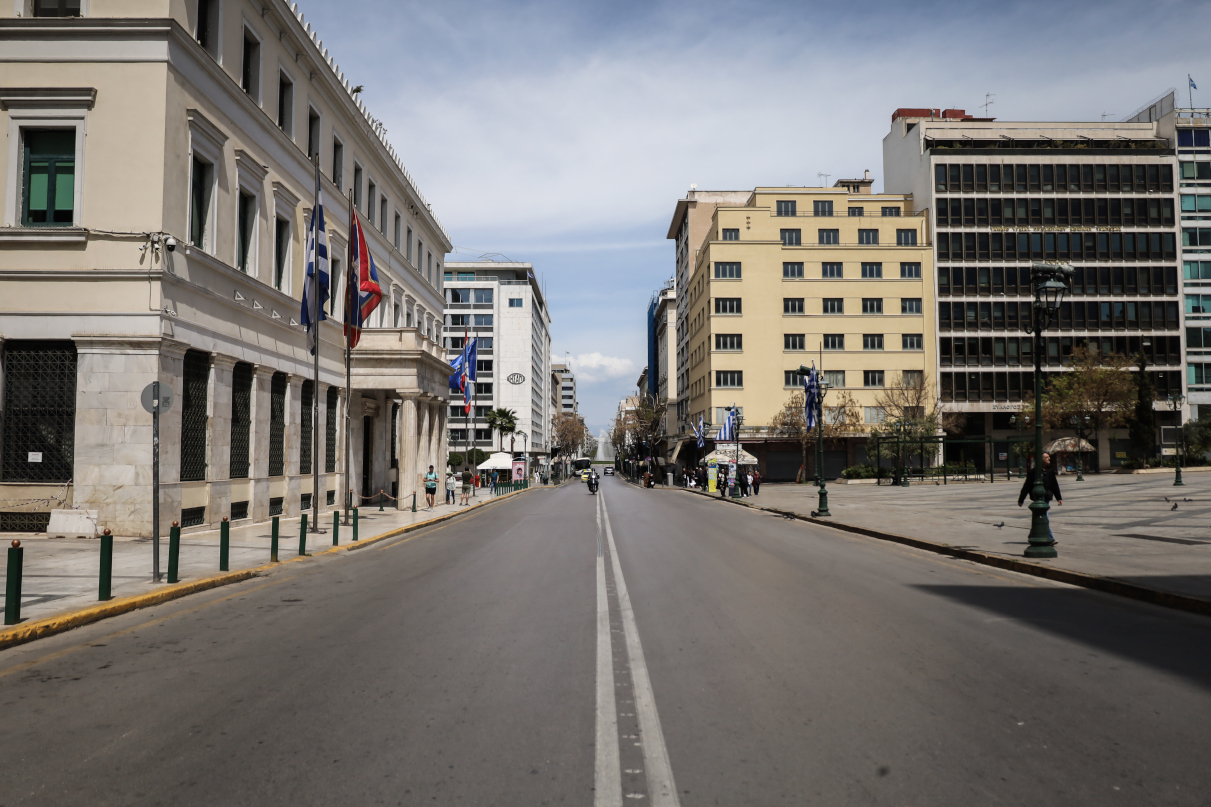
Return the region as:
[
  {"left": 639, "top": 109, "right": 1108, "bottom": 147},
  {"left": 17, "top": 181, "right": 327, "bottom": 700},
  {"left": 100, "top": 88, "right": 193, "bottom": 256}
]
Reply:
[
  {"left": 1191, "top": 74, "right": 1199, "bottom": 91},
  {"left": 803, "top": 364, "right": 819, "bottom": 432},
  {"left": 717, "top": 405, "right": 736, "bottom": 442},
  {"left": 301, "top": 190, "right": 330, "bottom": 355},
  {"left": 695, "top": 414, "right": 706, "bottom": 449}
]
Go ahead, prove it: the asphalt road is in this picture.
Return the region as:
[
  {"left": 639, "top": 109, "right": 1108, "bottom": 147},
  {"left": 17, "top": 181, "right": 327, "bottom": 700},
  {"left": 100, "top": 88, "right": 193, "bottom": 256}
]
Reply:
[{"left": 2, "top": 476, "right": 1210, "bottom": 806}]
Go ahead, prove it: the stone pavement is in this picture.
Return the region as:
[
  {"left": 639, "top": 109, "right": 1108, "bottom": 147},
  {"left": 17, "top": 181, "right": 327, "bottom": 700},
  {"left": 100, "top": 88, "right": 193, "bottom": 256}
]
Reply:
[
  {"left": 719, "top": 471, "right": 1211, "bottom": 602},
  {"left": 0, "top": 484, "right": 532, "bottom": 625}
]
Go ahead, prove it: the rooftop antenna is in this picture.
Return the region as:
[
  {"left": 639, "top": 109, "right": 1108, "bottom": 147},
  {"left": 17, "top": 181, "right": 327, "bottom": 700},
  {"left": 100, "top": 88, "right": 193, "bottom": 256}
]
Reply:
[
  {"left": 816, "top": 172, "right": 831, "bottom": 187},
  {"left": 980, "top": 92, "right": 995, "bottom": 116},
  {"left": 1101, "top": 112, "right": 1114, "bottom": 121}
]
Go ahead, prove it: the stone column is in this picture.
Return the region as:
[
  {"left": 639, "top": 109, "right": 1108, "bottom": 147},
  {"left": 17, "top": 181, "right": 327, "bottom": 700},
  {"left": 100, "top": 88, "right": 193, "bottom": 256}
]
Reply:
[
  {"left": 249, "top": 365, "right": 275, "bottom": 522},
  {"left": 438, "top": 402, "right": 449, "bottom": 475},
  {"left": 398, "top": 394, "right": 418, "bottom": 510},
  {"left": 315, "top": 383, "right": 328, "bottom": 509},
  {"left": 285, "top": 375, "right": 303, "bottom": 515},
  {"left": 417, "top": 398, "right": 432, "bottom": 483},
  {"left": 207, "top": 355, "right": 237, "bottom": 524},
  {"left": 337, "top": 388, "right": 348, "bottom": 507},
  {"left": 429, "top": 401, "right": 443, "bottom": 478}
]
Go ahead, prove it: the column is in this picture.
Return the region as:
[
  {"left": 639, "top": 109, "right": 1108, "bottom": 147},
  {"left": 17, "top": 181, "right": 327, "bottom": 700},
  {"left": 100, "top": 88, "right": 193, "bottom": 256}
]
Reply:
[
  {"left": 398, "top": 394, "right": 418, "bottom": 510},
  {"left": 207, "top": 355, "right": 237, "bottom": 524},
  {"left": 315, "top": 382, "right": 328, "bottom": 509},
  {"left": 417, "top": 397, "right": 432, "bottom": 483},
  {"left": 430, "top": 401, "right": 444, "bottom": 478},
  {"left": 249, "top": 365, "right": 274, "bottom": 522},
  {"left": 285, "top": 375, "right": 303, "bottom": 515}
]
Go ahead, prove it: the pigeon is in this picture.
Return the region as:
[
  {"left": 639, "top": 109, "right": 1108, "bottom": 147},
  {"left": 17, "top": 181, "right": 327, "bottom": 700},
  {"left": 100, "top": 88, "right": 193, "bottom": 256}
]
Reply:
[
  {"left": 1165, "top": 497, "right": 1170, "bottom": 503},
  {"left": 994, "top": 522, "right": 1005, "bottom": 529},
  {"left": 1184, "top": 498, "right": 1193, "bottom": 502},
  {"left": 1172, "top": 503, "right": 1179, "bottom": 511}
]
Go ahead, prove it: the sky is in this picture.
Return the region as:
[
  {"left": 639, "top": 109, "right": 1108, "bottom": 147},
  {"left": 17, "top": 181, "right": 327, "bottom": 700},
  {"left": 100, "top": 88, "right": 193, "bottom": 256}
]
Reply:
[{"left": 300, "top": 0, "right": 1211, "bottom": 432}]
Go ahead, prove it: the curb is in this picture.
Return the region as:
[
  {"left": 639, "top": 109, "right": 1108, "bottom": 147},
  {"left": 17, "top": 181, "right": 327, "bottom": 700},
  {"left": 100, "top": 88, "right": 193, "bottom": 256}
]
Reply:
[
  {"left": 676, "top": 486, "right": 1211, "bottom": 619},
  {"left": 0, "top": 485, "right": 543, "bottom": 652}
]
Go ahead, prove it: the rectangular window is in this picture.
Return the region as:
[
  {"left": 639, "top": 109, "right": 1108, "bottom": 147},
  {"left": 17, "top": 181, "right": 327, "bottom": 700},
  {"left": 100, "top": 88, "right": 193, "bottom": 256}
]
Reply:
[
  {"left": 823, "top": 334, "right": 844, "bottom": 350},
  {"left": 849, "top": 207, "right": 865, "bottom": 217},
  {"left": 353, "top": 165, "right": 363, "bottom": 211},
  {"left": 818, "top": 229, "right": 839, "bottom": 245},
  {"left": 406, "top": 227, "right": 414, "bottom": 262},
  {"left": 229, "top": 362, "right": 253, "bottom": 479},
  {"left": 473, "top": 288, "right": 493, "bottom": 304},
  {"left": 307, "top": 108, "right": 321, "bottom": 159},
  {"left": 189, "top": 154, "right": 213, "bottom": 248},
  {"left": 326, "top": 387, "right": 339, "bottom": 473},
  {"left": 784, "top": 334, "right": 805, "bottom": 351},
  {"left": 715, "top": 298, "right": 742, "bottom": 314},
  {"left": 367, "top": 180, "right": 376, "bottom": 224},
  {"left": 863, "top": 370, "right": 885, "bottom": 387},
  {"left": 784, "top": 370, "right": 802, "bottom": 387},
  {"left": 900, "top": 262, "right": 921, "bottom": 279},
  {"left": 715, "top": 334, "right": 742, "bottom": 351},
  {"left": 473, "top": 314, "right": 493, "bottom": 327},
  {"left": 822, "top": 298, "right": 843, "bottom": 314},
  {"left": 22, "top": 129, "right": 76, "bottom": 227},
  {"left": 822, "top": 262, "right": 843, "bottom": 278},
  {"left": 331, "top": 137, "right": 343, "bottom": 187},
  {"left": 714, "top": 262, "right": 741, "bottom": 279},
  {"left": 329, "top": 257, "right": 341, "bottom": 316},
  {"left": 782, "top": 262, "right": 804, "bottom": 278},
  {"left": 241, "top": 29, "right": 261, "bottom": 99},
  {"left": 901, "top": 298, "right": 922, "bottom": 314},
  {"left": 269, "top": 372, "right": 286, "bottom": 477},
  {"left": 882, "top": 206, "right": 901, "bottom": 217},
  {"left": 34, "top": 0, "right": 81, "bottom": 15},
  {"left": 721, "top": 228, "right": 739, "bottom": 241},
  {"left": 865, "top": 406, "right": 887, "bottom": 424},
  {"left": 862, "top": 298, "right": 883, "bottom": 314},
  {"left": 393, "top": 213, "right": 402, "bottom": 250},
  {"left": 299, "top": 380, "right": 313, "bottom": 475},
  {"left": 380, "top": 196, "right": 388, "bottom": 234},
  {"left": 861, "top": 262, "right": 883, "bottom": 278},
  {"left": 858, "top": 229, "right": 879, "bottom": 245},
  {"left": 1, "top": 341, "right": 77, "bottom": 483},
  {"left": 274, "top": 217, "right": 290, "bottom": 291},
  {"left": 896, "top": 229, "right": 917, "bottom": 246},
  {"left": 508, "top": 298, "right": 523, "bottom": 308},
  {"left": 277, "top": 72, "right": 294, "bottom": 136},
  {"left": 824, "top": 370, "right": 845, "bottom": 388},
  {"left": 776, "top": 200, "right": 797, "bottom": 216},
  {"left": 901, "top": 370, "right": 924, "bottom": 388},
  {"left": 780, "top": 229, "right": 802, "bottom": 246},
  {"left": 863, "top": 335, "right": 884, "bottom": 351},
  {"left": 814, "top": 200, "right": 833, "bottom": 216},
  {"left": 237, "top": 191, "right": 255, "bottom": 272},
  {"left": 783, "top": 298, "right": 804, "bottom": 315},
  {"left": 902, "top": 334, "right": 923, "bottom": 350},
  {"left": 715, "top": 370, "right": 743, "bottom": 388}
]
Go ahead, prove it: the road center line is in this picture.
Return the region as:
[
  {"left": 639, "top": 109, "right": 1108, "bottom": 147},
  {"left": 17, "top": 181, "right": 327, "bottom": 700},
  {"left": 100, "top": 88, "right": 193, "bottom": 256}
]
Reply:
[
  {"left": 595, "top": 492, "right": 623, "bottom": 807},
  {"left": 600, "top": 488, "right": 681, "bottom": 807}
]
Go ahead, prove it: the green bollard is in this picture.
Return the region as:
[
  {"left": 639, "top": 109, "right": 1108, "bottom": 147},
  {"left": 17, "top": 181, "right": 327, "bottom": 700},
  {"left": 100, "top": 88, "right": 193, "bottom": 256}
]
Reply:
[
  {"left": 4, "top": 540, "right": 23, "bottom": 626},
  {"left": 411, "top": 492, "right": 417, "bottom": 513},
  {"left": 380, "top": 490, "right": 385, "bottom": 512},
  {"left": 353, "top": 508, "right": 359, "bottom": 541},
  {"left": 299, "top": 513, "right": 308, "bottom": 556},
  {"left": 219, "top": 516, "right": 230, "bottom": 572},
  {"left": 333, "top": 510, "right": 340, "bottom": 546},
  {"left": 99, "top": 529, "right": 113, "bottom": 601},
  {"left": 270, "top": 516, "right": 279, "bottom": 563},
  {"left": 168, "top": 521, "right": 181, "bottom": 583}
]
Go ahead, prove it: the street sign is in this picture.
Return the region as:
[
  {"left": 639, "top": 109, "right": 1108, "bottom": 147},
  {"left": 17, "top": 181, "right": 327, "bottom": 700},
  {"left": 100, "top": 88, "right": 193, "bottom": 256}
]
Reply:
[
  {"left": 140, "top": 382, "right": 174, "bottom": 414},
  {"left": 1162, "top": 447, "right": 1177, "bottom": 456}
]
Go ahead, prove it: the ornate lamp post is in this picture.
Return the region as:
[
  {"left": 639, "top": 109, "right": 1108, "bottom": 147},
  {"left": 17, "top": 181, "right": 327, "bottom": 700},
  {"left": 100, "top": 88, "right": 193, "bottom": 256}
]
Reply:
[
  {"left": 797, "top": 365, "right": 830, "bottom": 517},
  {"left": 1068, "top": 414, "right": 1089, "bottom": 482},
  {"left": 1025, "top": 262, "right": 1073, "bottom": 560},
  {"left": 891, "top": 419, "right": 911, "bottom": 487},
  {"left": 1168, "top": 394, "right": 1186, "bottom": 486},
  {"left": 1009, "top": 413, "right": 1029, "bottom": 478},
  {"left": 724, "top": 405, "right": 745, "bottom": 498}
]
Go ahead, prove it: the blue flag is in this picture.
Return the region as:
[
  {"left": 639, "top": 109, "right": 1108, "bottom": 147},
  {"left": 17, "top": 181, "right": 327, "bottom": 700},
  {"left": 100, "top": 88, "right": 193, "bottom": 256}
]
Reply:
[
  {"left": 803, "top": 364, "right": 819, "bottom": 432},
  {"left": 695, "top": 414, "right": 706, "bottom": 449},
  {"left": 717, "top": 405, "right": 736, "bottom": 442},
  {"left": 1191, "top": 74, "right": 1198, "bottom": 91},
  {"left": 449, "top": 336, "right": 478, "bottom": 414},
  {"left": 301, "top": 190, "right": 330, "bottom": 355}
]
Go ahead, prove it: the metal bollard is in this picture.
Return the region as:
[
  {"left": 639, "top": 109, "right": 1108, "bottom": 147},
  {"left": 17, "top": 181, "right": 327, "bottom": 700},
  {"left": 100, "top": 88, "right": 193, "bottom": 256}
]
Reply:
[
  {"left": 353, "top": 508, "right": 359, "bottom": 541},
  {"left": 299, "top": 513, "right": 308, "bottom": 556},
  {"left": 99, "top": 529, "right": 113, "bottom": 601},
  {"left": 5, "top": 540, "right": 23, "bottom": 626},
  {"left": 219, "top": 516, "right": 230, "bottom": 572},
  {"left": 168, "top": 521, "right": 181, "bottom": 584},
  {"left": 270, "top": 516, "right": 280, "bottom": 563},
  {"left": 411, "top": 492, "right": 416, "bottom": 513},
  {"left": 332, "top": 510, "right": 340, "bottom": 546},
  {"left": 380, "top": 490, "right": 385, "bottom": 512}
]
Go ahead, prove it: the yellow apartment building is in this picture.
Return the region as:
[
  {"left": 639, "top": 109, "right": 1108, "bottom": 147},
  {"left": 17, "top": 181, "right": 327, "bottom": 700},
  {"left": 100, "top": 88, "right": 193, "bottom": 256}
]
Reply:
[{"left": 673, "top": 180, "right": 935, "bottom": 480}]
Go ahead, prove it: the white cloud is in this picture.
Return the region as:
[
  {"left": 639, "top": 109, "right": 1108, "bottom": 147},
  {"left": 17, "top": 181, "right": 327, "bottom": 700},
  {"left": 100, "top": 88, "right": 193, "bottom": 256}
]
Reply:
[{"left": 567, "top": 352, "right": 637, "bottom": 384}]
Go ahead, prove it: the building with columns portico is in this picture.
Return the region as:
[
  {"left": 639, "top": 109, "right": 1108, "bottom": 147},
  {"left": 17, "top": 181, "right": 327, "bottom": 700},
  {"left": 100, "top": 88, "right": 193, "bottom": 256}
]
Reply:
[{"left": 0, "top": 0, "right": 451, "bottom": 536}]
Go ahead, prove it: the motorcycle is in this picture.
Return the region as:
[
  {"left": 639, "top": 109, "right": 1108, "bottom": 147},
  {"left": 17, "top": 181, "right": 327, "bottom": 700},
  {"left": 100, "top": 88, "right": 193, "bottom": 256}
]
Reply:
[{"left": 588, "top": 475, "right": 599, "bottom": 494}]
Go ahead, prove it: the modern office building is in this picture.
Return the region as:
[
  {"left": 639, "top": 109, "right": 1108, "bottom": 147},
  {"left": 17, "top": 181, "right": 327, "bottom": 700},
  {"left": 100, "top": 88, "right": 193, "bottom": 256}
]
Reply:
[
  {"left": 553, "top": 363, "right": 578, "bottom": 414},
  {"left": 444, "top": 261, "right": 552, "bottom": 466},
  {"left": 0, "top": 0, "right": 450, "bottom": 536},
  {"left": 668, "top": 183, "right": 934, "bottom": 479},
  {"left": 884, "top": 107, "right": 1184, "bottom": 469}
]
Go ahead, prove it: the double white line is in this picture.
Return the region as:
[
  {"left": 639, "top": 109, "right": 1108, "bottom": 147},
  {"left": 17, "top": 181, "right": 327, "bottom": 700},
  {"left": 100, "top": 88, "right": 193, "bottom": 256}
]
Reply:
[{"left": 595, "top": 488, "right": 680, "bottom": 807}]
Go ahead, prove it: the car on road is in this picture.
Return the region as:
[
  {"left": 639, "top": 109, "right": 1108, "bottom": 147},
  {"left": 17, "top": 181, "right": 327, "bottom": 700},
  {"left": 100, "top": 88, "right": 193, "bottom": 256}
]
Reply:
[{"left": 603, "top": 467, "right": 614, "bottom": 475}]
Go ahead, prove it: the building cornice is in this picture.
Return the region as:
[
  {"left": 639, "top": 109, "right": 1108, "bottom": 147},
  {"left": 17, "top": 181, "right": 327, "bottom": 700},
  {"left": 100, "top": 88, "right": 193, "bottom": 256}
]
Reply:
[{"left": 0, "top": 87, "right": 96, "bottom": 110}]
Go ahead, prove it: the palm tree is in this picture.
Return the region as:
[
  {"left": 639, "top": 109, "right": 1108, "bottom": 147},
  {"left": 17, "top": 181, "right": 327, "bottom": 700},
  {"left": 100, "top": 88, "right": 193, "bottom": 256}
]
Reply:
[{"left": 485, "top": 407, "right": 518, "bottom": 453}]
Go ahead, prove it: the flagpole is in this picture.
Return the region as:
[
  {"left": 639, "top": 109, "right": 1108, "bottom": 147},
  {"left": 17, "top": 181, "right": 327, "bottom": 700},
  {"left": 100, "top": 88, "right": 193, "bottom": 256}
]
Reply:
[
  {"left": 464, "top": 326, "right": 471, "bottom": 483},
  {"left": 311, "top": 154, "right": 322, "bottom": 534},
  {"left": 344, "top": 190, "right": 354, "bottom": 525}
]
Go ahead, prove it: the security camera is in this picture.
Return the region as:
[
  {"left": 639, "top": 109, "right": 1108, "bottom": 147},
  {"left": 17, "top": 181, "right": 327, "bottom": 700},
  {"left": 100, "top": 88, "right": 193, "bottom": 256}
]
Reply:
[{"left": 165, "top": 236, "right": 177, "bottom": 252}]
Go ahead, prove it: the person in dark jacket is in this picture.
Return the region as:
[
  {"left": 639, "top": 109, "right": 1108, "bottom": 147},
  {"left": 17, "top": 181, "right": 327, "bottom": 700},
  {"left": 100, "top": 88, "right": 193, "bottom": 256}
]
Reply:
[{"left": 1018, "top": 452, "right": 1062, "bottom": 541}]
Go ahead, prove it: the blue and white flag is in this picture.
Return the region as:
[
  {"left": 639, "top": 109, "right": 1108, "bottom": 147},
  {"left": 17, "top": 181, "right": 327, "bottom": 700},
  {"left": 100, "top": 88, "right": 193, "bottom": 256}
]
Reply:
[
  {"left": 301, "top": 190, "right": 330, "bottom": 355},
  {"left": 448, "top": 336, "right": 479, "bottom": 413},
  {"left": 695, "top": 414, "right": 706, "bottom": 449},
  {"left": 803, "top": 364, "right": 819, "bottom": 432},
  {"left": 1191, "top": 74, "right": 1198, "bottom": 91},
  {"left": 717, "top": 405, "right": 736, "bottom": 442}
]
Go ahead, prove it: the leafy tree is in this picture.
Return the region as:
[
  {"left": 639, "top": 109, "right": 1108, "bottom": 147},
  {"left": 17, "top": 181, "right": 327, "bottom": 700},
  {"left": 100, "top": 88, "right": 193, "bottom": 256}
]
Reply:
[
  {"left": 1022, "top": 346, "right": 1135, "bottom": 447},
  {"left": 866, "top": 371, "right": 957, "bottom": 469},
  {"left": 485, "top": 407, "right": 517, "bottom": 453},
  {"left": 447, "top": 452, "right": 463, "bottom": 469},
  {"left": 1129, "top": 353, "right": 1157, "bottom": 463},
  {"left": 769, "top": 388, "right": 860, "bottom": 482},
  {"left": 1182, "top": 417, "right": 1211, "bottom": 461}
]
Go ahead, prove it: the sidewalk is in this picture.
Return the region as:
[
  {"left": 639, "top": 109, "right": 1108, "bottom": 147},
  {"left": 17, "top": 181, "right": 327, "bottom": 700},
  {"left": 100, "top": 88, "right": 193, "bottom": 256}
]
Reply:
[
  {"left": 684, "top": 472, "right": 1211, "bottom": 608},
  {"left": 0, "top": 484, "right": 530, "bottom": 626}
]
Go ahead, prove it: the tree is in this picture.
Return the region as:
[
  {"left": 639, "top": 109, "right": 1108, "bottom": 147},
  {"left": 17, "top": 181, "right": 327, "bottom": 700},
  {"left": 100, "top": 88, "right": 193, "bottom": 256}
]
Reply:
[
  {"left": 769, "top": 388, "right": 860, "bottom": 482},
  {"left": 485, "top": 407, "right": 517, "bottom": 453},
  {"left": 1025, "top": 345, "right": 1135, "bottom": 438},
  {"left": 447, "top": 451, "right": 464, "bottom": 469},
  {"left": 865, "top": 371, "right": 957, "bottom": 470},
  {"left": 551, "top": 411, "right": 588, "bottom": 461},
  {"left": 1129, "top": 353, "right": 1157, "bottom": 463},
  {"left": 1182, "top": 417, "right": 1211, "bottom": 461}
]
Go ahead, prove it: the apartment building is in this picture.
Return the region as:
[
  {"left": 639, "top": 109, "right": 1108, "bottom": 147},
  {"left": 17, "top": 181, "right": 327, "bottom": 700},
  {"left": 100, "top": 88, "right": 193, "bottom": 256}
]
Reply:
[
  {"left": 884, "top": 107, "right": 1183, "bottom": 469},
  {"left": 671, "top": 184, "right": 934, "bottom": 479},
  {"left": 0, "top": 1, "right": 451, "bottom": 536},
  {"left": 444, "top": 261, "right": 552, "bottom": 465}
]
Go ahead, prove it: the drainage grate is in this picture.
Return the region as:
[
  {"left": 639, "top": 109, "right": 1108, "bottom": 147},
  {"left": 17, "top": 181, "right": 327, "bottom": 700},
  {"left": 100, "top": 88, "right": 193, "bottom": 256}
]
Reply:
[
  {"left": 181, "top": 506, "right": 206, "bottom": 528},
  {"left": 300, "top": 492, "right": 312, "bottom": 511},
  {"left": 0, "top": 512, "right": 50, "bottom": 532},
  {"left": 269, "top": 497, "right": 283, "bottom": 516},
  {"left": 231, "top": 500, "right": 249, "bottom": 521}
]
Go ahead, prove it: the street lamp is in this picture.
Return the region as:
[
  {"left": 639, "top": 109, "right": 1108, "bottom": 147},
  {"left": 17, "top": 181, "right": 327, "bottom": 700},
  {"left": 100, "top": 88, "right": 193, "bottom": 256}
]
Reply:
[
  {"left": 1068, "top": 414, "right": 1089, "bottom": 482},
  {"left": 725, "top": 405, "right": 744, "bottom": 498},
  {"left": 1009, "top": 413, "right": 1029, "bottom": 479},
  {"left": 518, "top": 431, "right": 529, "bottom": 485},
  {"left": 798, "top": 365, "right": 831, "bottom": 517},
  {"left": 1025, "top": 262, "right": 1073, "bottom": 559},
  {"left": 1168, "top": 393, "right": 1186, "bottom": 486}
]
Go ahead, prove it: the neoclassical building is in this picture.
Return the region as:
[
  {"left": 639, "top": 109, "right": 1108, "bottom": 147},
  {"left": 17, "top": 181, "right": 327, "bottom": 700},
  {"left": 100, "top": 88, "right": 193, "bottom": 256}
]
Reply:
[{"left": 0, "top": 0, "right": 452, "bottom": 536}]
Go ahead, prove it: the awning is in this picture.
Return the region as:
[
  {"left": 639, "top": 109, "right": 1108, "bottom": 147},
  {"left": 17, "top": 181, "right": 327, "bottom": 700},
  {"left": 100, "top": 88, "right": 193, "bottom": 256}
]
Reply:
[
  {"left": 669, "top": 440, "right": 685, "bottom": 465},
  {"left": 1044, "top": 437, "right": 1096, "bottom": 454},
  {"left": 476, "top": 452, "right": 515, "bottom": 470},
  {"left": 701, "top": 445, "right": 759, "bottom": 465}
]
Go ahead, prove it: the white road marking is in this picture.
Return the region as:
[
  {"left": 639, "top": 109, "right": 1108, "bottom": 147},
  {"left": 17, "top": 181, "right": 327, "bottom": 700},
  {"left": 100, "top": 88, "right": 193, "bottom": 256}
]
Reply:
[
  {"left": 600, "top": 489, "right": 681, "bottom": 807},
  {"left": 595, "top": 493, "right": 623, "bottom": 807}
]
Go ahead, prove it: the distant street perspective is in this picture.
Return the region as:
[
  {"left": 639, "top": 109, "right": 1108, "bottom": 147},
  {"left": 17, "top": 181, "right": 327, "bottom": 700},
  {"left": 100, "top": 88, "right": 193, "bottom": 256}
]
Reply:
[{"left": 4, "top": 0, "right": 1211, "bottom": 804}]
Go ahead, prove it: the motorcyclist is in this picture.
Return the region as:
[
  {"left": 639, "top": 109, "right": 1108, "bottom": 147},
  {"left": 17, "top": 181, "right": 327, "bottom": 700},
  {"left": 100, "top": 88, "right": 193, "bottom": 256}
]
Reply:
[{"left": 588, "top": 469, "right": 599, "bottom": 494}]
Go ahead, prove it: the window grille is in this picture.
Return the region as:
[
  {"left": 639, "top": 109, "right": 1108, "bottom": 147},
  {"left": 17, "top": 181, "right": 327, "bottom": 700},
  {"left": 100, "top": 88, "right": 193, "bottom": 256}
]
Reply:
[
  {"left": 181, "top": 506, "right": 206, "bottom": 528},
  {"left": 0, "top": 512, "right": 51, "bottom": 532},
  {"left": 2, "top": 341, "right": 76, "bottom": 483},
  {"left": 390, "top": 402, "right": 399, "bottom": 469},
  {"left": 301, "top": 492, "right": 312, "bottom": 511},
  {"left": 326, "top": 490, "right": 336, "bottom": 506},
  {"left": 269, "top": 372, "right": 286, "bottom": 477},
  {"left": 180, "top": 350, "right": 210, "bottom": 482},
  {"left": 230, "top": 363, "right": 252, "bottom": 479},
  {"left": 326, "top": 387, "right": 338, "bottom": 472},
  {"left": 231, "top": 500, "right": 249, "bottom": 521},
  {"left": 300, "top": 380, "right": 314, "bottom": 475},
  {"left": 269, "top": 496, "right": 283, "bottom": 516}
]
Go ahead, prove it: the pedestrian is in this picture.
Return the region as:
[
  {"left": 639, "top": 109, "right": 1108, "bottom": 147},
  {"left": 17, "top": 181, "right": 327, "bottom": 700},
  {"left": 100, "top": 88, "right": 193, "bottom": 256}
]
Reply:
[
  {"left": 460, "top": 466, "right": 473, "bottom": 506},
  {"left": 738, "top": 469, "right": 749, "bottom": 497},
  {"left": 490, "top": 470, "right": 498, "bottom": 494},
  {"left": 752, "top": 470, "right": 761, "bottom": 496},
  {"left": 445, "top": 470, "right": 456, "bottom": 505},
  {"left": 719, "top": 467, "right": 728, "bottom": 498},
  {"left": 424, "top": 465, "right": 439, "bottom": 510},
  {"left": 1018, "top": 452, "right": 1062, "bottom": 543}
]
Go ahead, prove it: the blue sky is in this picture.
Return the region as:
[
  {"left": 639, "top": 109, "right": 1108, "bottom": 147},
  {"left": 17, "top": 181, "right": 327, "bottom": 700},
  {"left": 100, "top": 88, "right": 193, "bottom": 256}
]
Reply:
[{"left": 300, "top": 0, "right": 1211, "bottom": 432}]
